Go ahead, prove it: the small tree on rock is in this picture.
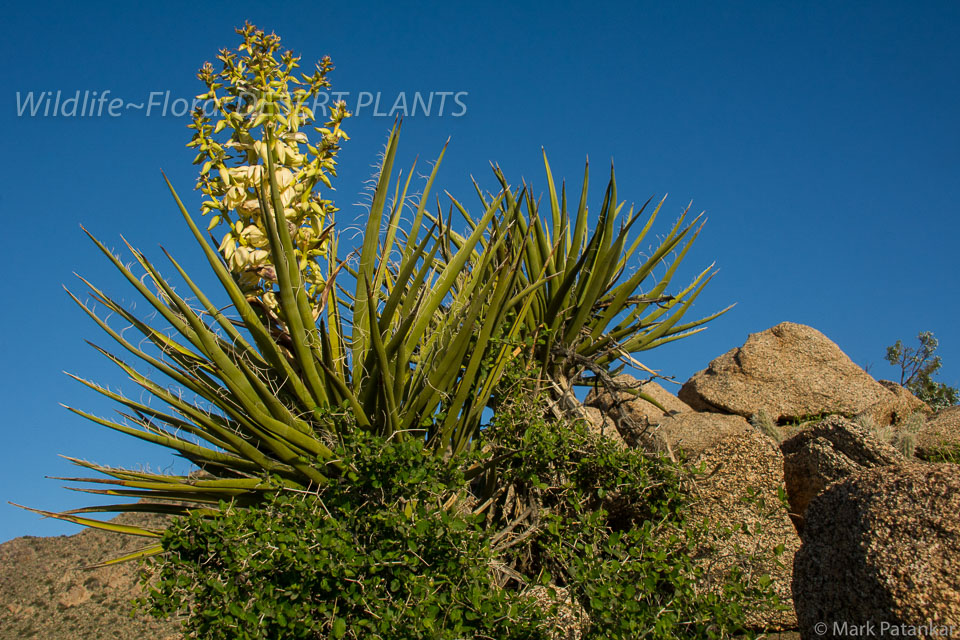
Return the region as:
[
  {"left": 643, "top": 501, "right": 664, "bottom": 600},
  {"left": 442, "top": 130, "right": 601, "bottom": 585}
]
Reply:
[{"left": 886, "top": 331, "right": 959, "bottom": 410}]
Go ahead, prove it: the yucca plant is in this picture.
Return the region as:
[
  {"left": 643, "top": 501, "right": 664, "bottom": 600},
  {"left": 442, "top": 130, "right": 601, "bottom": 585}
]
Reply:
[
  {"left": 18, "top": 24, "right": 725, "bottom": 568},
  {"left": 15, "top": 25, "right": 535, "bottom": 562},
  {"left": 439, "top": 158, "right": 731, "bottom": 412}
]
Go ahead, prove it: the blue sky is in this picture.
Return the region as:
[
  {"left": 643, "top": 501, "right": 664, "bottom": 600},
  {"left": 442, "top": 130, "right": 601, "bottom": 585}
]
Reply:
[{"left": 3, "top": 1, "right": 958, "bottom": 542}]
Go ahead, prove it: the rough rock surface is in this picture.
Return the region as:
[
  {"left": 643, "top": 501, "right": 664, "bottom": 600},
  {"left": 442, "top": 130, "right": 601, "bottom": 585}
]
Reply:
[
  {"left": 656, "top": 412, "right": 800, "bottom": 630},
  {"left": 793, "top": 463, "right": 960, "bottom": 636},
  {"left": 0, "top": 513, "right": 179, "bottom": 640},
  {"left": 855, "top": 380, "right": 931, "bottom": 428},
  {"left": 645, "top": 412, "right": 749, "bottom": 458},
  {"left": 585, "top": 374, "right": 689, "bottom": 448},
  {"left": 915, "top": 405, "right": 960, "bottom": 461},
  {"left": 678, "top": 322, "right": 891, "bottom": 422},
  {"left": 780, "top": 415, "right": 902, "bottom": 532}
]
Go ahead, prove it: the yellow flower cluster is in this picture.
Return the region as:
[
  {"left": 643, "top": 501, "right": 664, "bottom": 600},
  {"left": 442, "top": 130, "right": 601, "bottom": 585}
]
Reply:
[{"left": 186, "top": 22, "right": 350, "bottom": 311}]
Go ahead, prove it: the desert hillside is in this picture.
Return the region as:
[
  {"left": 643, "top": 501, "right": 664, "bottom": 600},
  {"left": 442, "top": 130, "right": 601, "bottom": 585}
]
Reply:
[{"left": 0, "top": 513, "right": 179, "bottom": 640}]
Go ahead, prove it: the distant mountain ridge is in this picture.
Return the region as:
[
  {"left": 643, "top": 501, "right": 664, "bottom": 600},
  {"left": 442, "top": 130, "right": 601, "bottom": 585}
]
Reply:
[{"left": 0, "top": 512, "right": 179, "bottom": 640}]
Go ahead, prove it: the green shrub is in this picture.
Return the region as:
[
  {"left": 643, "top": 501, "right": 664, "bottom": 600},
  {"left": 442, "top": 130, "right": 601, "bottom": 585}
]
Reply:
[
  {"left": 925, "top": 445, "right": 960, "bottom": 464},
  {"left": 478, "top": 385, "right": 782, "bottom": 639},
  {"left": 141, "top": 426, "right": 553, "bottom": 640},
  {"left": 140, "top": 382, "right": 782, "bottom": 639}
]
